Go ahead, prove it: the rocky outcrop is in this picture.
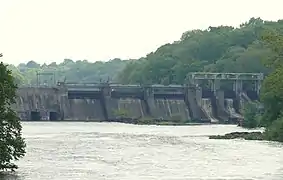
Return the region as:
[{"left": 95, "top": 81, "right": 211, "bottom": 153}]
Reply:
[{"left": 209, "top": 131, "right": 264, "bottom": 140}]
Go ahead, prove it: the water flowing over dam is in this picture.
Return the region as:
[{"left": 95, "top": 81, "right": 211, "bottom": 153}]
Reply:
[
  {"left": 201, "top": 98, "right": 218, "bottom": 123},
  {"left": 13, "top": 86, "right": 257, "bottom": 123},
  {"left": 153, "top": 99, "right": 190, "bottom": 120},
  {"left": 225, "top": 98, "right": 243, "bottom": 119}
]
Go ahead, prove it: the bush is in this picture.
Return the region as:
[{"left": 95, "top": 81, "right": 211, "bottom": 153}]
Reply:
[
  {"left": 112, "top": 108, "right": 129, "bottom": 118},
  {"left": 170, "top": 114, "right": 185, "bottom": 123},
  {"left": 264, "top": 116, "right": 283, "bottom": 142},
  {"left": 137, "top": 117, "right": 156, "bottom": 125},
  {"left": 241, "top": 102, "right": 260, "bottom": 129}
]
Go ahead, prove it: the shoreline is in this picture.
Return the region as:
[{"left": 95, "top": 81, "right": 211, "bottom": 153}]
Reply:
[
  {"left": 20, "top": 119, "right": 235, "bottom": 126},
  {"left": 21, "top": 120, "right": 214, "bottom": 126}
]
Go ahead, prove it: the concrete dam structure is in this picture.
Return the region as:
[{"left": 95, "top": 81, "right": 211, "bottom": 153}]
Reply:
[{"left": 13, "top": 72, "right": 263, "bottom": 123}]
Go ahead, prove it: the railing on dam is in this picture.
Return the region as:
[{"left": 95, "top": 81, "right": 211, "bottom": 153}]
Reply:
[{"left": 19, "top": 81, "right": 261, "bottom": 101}]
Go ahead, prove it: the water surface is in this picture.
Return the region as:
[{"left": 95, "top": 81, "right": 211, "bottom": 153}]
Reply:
[{"left": 7, "top": 122, "right": 283, "bottom": 179}]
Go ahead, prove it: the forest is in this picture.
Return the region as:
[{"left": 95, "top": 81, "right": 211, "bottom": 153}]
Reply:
[{"left": 8, "top": 17, "right": 282, "bottom": 86}]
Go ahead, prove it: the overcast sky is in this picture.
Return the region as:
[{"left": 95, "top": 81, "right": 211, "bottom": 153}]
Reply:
[{"left": 0, "top": 0, "right": 282, "bottom": 65}]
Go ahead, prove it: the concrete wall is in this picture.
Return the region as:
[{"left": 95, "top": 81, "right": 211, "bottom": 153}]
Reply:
[
  {"left": 64, "top": 99, "right": 104, "bottom": 120},
  {"left": 105, "top": 98, "right": 146, "bottom": 120},
  {"left": 215, "top": 90, "right": 229, "bottom": 122},
  {"left": 186, "top": 87, "right": 206, "bottom": 120},
  {"left": 152, "top": 99, "right": 190, "bottom": 120},
  {"left": 14, "top": 87, "right": 62, "bottom": 120},
  {"left": 14, "top": 87, "right": 254, "bottom": 121}
]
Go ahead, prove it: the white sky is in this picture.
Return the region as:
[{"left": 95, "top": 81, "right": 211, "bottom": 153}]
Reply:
[{"left": 0, "top": 0, "right": 282, "bottom": 65}]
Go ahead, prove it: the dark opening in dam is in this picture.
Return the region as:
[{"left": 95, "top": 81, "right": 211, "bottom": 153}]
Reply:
[
  {"left": 30, "top": 111, "right": 41, "bottom": 121},
  {"left": 68, "top": 90, "right": 101, "bottom": 99},
  {"left": 246, "top": 90, "right": 259, "bottom": 101},
  {"left": 110, "top": 91, "right": 144, "bottom": 99},
  {"left": 224, "top": 90, "right": 236, "bottom": 99},
  {"left": 202, "top": 89, "right": 214, "bottom": 98},
  {"left": 49, "top": 111, "right": 58, "bottom": 121},
  {"left": 154, "top": 93, "right": 185, "bottom": 99}
]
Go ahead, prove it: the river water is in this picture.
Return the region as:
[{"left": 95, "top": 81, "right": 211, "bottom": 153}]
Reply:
[{"left": 3, "top": 122, "right": 283, "bottom": 180}]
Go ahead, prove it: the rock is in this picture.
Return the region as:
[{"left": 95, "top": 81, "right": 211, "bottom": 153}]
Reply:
[{"left": 209, "top": 131, "right": 264, "bottom": 140}]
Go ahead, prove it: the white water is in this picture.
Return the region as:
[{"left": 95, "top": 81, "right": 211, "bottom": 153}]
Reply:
[
  {"left": 201, "top": 98, "right": 218, "bottom": 123},
  {"left": 225, "top": 98, "right": 243, "bottom": 118},
  {"left": 8, "top": 122, "right": 283, "bottom": 180}
]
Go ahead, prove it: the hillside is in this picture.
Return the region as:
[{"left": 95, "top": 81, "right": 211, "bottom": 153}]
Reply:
[
  {"left": 118, "top": 17, "right": 280, "bottom": 84},
  {"left": 8, "top": 17, "right": 283, "bottom": 85}
]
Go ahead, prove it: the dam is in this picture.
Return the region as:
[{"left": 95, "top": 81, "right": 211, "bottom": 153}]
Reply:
[{"left": 13, "top": 72, "right": 263, "bottom": 123}]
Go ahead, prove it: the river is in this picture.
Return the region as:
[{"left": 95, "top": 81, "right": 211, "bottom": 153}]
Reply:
[{"left": 3, "top": 122, "right": 283, "bottom": 180}]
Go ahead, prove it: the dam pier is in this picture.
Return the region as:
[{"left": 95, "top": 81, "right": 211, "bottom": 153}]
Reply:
[{"left": 13, "top": 72, "right": 263, "bottom": 123}]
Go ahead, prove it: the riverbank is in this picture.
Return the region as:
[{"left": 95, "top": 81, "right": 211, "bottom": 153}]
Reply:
[{"left": 21, "top": 119, "right": 214, "bottom": 126}]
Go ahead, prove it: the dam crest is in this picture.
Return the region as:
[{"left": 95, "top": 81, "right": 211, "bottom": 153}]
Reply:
[{"left": 13, "top": 72, "right": 263, "bottom": 123}]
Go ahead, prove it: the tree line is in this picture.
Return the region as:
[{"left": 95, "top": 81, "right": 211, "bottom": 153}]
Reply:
[
  {"left": 1, "top": 17, "right": 283, "bottom": 172},
  {"left": 8, "top": 58, "right": 128, "bottom": 85},
  {"left": 117, "top": 17, "right": 275, "bottom": 85},
  {"left": 7, "top": 17, "right": 280, "bottom": 86}
]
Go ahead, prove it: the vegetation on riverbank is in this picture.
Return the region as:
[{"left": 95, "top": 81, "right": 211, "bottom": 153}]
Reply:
[
  {"left": 209, "top": 132, "right": 264, "bottom": 141},
  {"left": 240, "top": 102, "right": 262, "bottom": 129},
  {"left": 211, "top": 30, "right": 283, "bottom": 142},
  {"left": 0, "top": 56, "right": 26, "bottom": 171}
]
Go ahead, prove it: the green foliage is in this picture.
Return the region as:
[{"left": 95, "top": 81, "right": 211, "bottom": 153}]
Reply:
[
  {"left": 8, "top": 58, "right": 128, "bottom": 85},
  {"left": 264, "top": 116, "right": 283, "bottom": 142},
  {"left": 112, "top": 108, "right": 129, "bottom": 118},
  {"left": 5, "top": 17, "right": 281, "bottom": 87},
  {"left": 260, "top": 29, "right": 283, "bottom": 142},
  {"left": 118, "top": 17, "right": 275, "bottom": 85},
  {"left": 170, "top": 114, "right": 187, "bottom": 123},
  {"left": 137, "top": 117, "right": 156, "bottom": 125},
  {"left": 260, "top": 67, "right": 283, "bottom": 127},
  {"left": 241, "top": 102, "right": 259, "bottom": 129},
  {"left": 6, "top": 18, "right": 283, "bottom": 88},
  {"left": 0, "top": 62, "right": 26, "bottom": 171}
]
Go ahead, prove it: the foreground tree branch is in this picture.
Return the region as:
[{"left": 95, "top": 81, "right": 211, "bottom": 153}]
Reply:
[{"left": 0, "top": 54, "right": 26, "bottom": 171}]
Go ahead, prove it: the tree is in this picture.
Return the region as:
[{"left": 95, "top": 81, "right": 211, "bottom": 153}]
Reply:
[
  {"left": 6, "top": 58, "right": 128, "bottom": 85},
  {"left": 241, "top": 102, "right": 259, "bottom": 128},
  {"left": 117, "top": 17, "right": 283, "bottom": 85},
  {"left": 0, "top": 55, "right": 26, "bottom": 171},
  {"left": 260, "top": 67, "right": 283, "bottom": 127},
  {"left": 260, "top": 30, "right": 283, "bottom": 142}
]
